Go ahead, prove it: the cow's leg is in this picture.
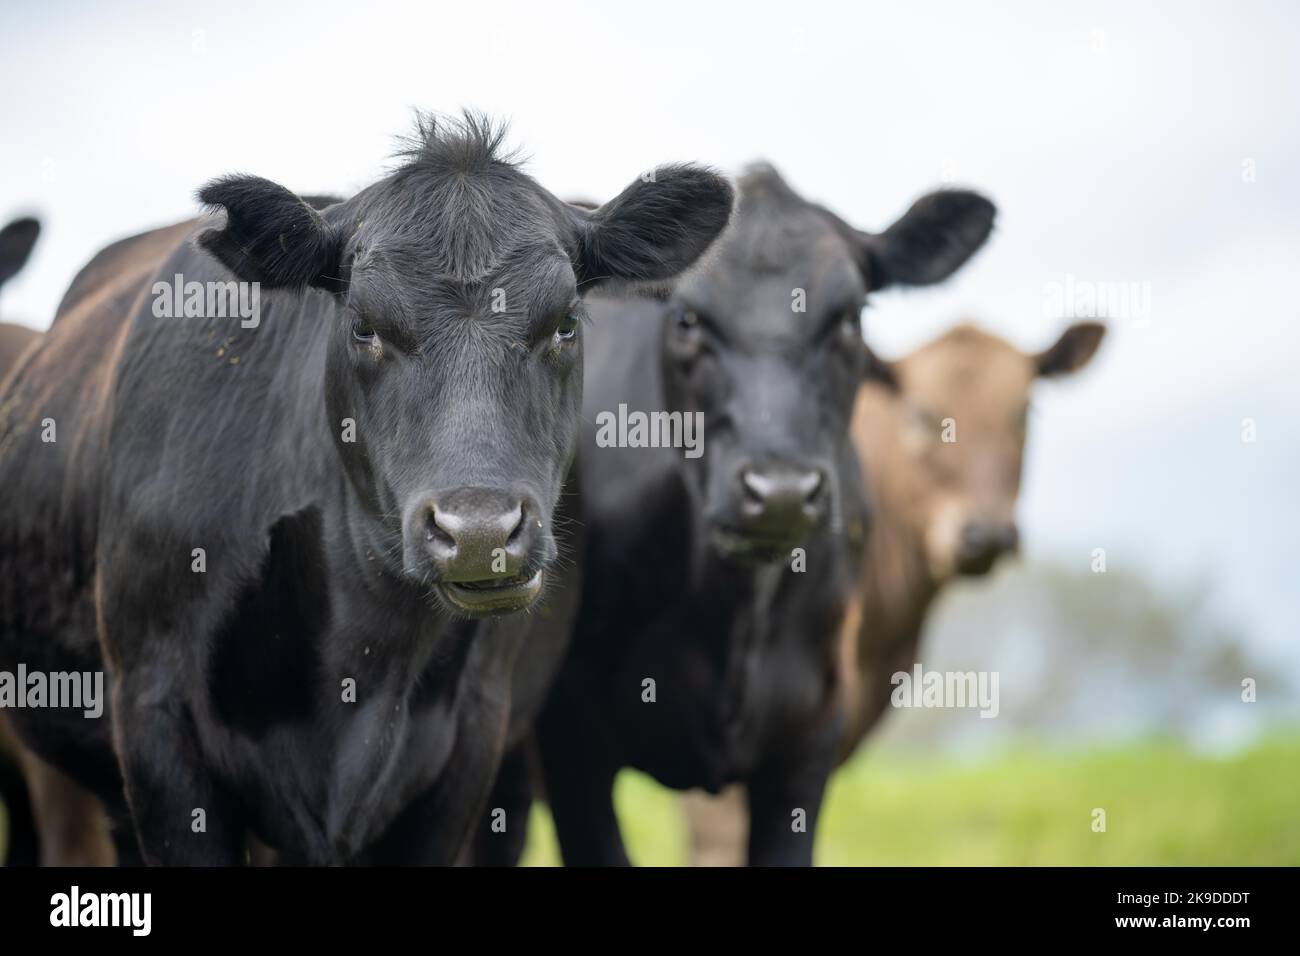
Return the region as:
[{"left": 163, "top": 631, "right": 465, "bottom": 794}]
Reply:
[
  {"left": 20, "top": 747, "right": 116, "bottom": 866},
  {"left": 745, "top": 769, "right": 826, "bottom": 867},
  {"left": 536, "top": 681, "right": 628, "bottom": 866},
  {"left": 0, "top": 724, "right": 38, "bottom": 866},
  {"left": 682, "top": 785, "right": 748, "bottom": 867},
  {"left": 745, "top": 720, "right": 840, "bottom": 867},
  {"left": 468, "top": 741, "right": 533, "bottom": 866},
  {"left": 112, "top": 675, "right": 244, "bottom": 866},
  {"left": 109, "top": 817, "right": 145, "bottom": 867}
]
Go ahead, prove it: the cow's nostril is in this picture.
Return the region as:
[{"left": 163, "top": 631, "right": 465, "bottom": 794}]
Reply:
[
  {"left": 961, "top": 522, "right": 1018, "bottom": 558},
  {"left": 427, "top": 507, "right": 457, "bottom": 550},
  {"left": 505, "top": 503, "right": 527, "bottom": 550},
  {"left": 741, "top": 466, "right": 824, "bottom": 508},
  {"left": 961, "top": 523, "right": 987, "bottom": 551},
  {"left": 999, "top": 525, "right": 1020, "bottom": 553},
  {"left": 798, "top": 469, "right": 825, "bottom": 506}
]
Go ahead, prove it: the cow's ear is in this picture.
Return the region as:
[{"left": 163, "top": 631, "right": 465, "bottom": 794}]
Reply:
[
  {"left": 0, "top": 216, "right": 40, "bottom": 288},
  {"left": 862, "top": 342, "right": 899, "bottom": 391},
  {"left": 573, "top": 165, "right": 735, "bottom": 289},
  {"left": 858, "top": 190, "right": 996, "bottom": 291},
  {"left": 1035, "top": 321, "right": 1106, "bottom": 377},
  {"left": 196, "top": 175, "right": 344, "bottom": 292}
]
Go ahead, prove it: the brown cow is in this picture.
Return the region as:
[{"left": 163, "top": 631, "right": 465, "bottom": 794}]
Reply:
[{"left": 684, "top": 320, "right": 1105, "bottom": 865}]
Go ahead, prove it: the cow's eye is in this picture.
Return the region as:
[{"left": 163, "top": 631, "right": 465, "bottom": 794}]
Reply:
[
  {"left": 839, "top": 308, "right": 862, "bottom": 341},
  {"left": 555, "top": 311, "right": 579, "bottom": 342},
  {"left": 676, "top": 309, "right": 700, "bottom": 330},
  {"left": 907, "top": 403, "right": 943, "bottom": 436},
  {"left": 352, "top": 320, "right": 378, "bottom": 344}
]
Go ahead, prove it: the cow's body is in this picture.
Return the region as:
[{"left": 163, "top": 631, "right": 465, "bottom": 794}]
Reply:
[
  {"left": 0, "top": 118, "right": 734, "bottom": 865},
  {"left": 0, "top": 324, "right": 37, "bottom": 376},
  {"left": 836, "top": 322, "right": 1106, "bottom": 758},
  {"left": 0, "top": 221, "right": 529, "bottom": 862},
  {"left": 534, "top": 166, "right": 996, "bottom": 866},
  {"left": 833, "top": 382, "right": 947, "bottom": 756},
  {"left": 0, "top": 319, "right": 43, "bottom": 866},
  {"left": 536, "top": 299, "right": 860, "bottom": 864}
]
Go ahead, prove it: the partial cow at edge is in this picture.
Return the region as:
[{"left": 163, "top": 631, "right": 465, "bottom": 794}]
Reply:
[{"left": 0, "top": 216, "right": 41, "bottom": 379}]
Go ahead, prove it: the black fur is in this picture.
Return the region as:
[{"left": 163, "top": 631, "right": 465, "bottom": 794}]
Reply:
[
  {"left": 857, "top": 189, "right": 996, "bottom": 290},
  {"left": 533, "top": 164, "right": 995, "bottom": 865},
  {"left": 0, "top": 217, "right": 40, "bottom": 289},
  {"left": 197, "top": 178, "right": 344, "bottom": 292},
  {"left": 0, "top": 113, "right": 733, "bottom": 865}
]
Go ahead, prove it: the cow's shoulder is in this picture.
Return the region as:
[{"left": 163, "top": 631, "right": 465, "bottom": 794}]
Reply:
[
  {"left": 53, "top": 221, "right": 197, "bottom": 324},
  {"left": 207, "top": 506, "right": 330, "bottom": 738}
]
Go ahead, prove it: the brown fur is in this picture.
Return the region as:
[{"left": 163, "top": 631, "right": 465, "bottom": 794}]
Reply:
[
  {"left": 685, "top": 320, "right": 1105, "bottom": 864},
  {"left": 0, "top": 716, "right": 115, "bottom": 866}
]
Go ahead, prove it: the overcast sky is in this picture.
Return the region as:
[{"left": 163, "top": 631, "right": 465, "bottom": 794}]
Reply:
[{"left": 2, "top": 0, "right": 1296, "bottom": 684}]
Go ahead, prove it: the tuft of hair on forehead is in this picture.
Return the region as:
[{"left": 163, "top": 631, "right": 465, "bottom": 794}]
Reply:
[
  {"left": 922, "top": 323, "right": 1027, "bottom": 376},
  {"left": 393, "top": 110, "right": 522, "bottom": 176},
  {"left": 940, "top": 322, "right": 995, "bottom": 344},
  {"left": 937, "top": 322, "right": 1012, "bottom": 351},
  {"left": 357, "top": 111, "right": 551, "bottom": 284},
  {"left": 736, "top": 162, "right": 807, "bottom": 213},
  {"left": 716, "top": 161, "right": 841, "bottom": 274}
]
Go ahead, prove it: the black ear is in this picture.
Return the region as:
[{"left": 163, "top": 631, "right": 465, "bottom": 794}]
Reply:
[
  {"left": 862, "top": 342, "right": 899, "bottom": 391},
  {"left": 0, "top": 217, "right": 40, "bottom": 288},
  {"left": 196, "top": 176, "right": 343, "bottom": 291},
  {"left": 574, "top": 165, "right": 734, "bottom": 288},
  {"left": 1035, "top": 321, "right": 1106, "bottom": 377},
  {"left": 859, "top": 190, "right": 996, "bottom": 291}
]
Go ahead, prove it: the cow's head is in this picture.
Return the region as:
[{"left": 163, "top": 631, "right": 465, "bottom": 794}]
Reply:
[
  {"left": 858, "top": 322, "right": 1105, "bottom": 579},
  {"left": 197, "top": 114, "right": 733, "bottom": 615},
  {"left": 660, "top": 164, "right": 995, "bottom": 561}
]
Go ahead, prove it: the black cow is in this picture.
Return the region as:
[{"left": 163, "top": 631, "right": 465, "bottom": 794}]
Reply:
[
  {"left": 0, "top": 216, "right": 43, "bottom": 866},
  {"left": 0, "top": 114, "right": 733, "bottom": 865},
  {"left": 533, "top": 164, "right": 995, "bottom": 865}
]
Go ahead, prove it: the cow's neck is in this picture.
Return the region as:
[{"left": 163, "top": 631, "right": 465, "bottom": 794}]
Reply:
[
  {"left": 837, "top": 390, "right": 944, "bottom": 755},
  {"left": 854, "top": 390, "right": 943, "bottom": 668},
  {"left": 860, "top": 505, "right": 939, "bottom": 652},
  {"left": 670, "top": 475, "right": 787, "bottom": 731}
]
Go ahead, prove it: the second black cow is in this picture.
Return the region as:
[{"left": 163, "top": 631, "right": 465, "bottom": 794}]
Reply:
[{"left": 535, "top": 165, "right": 996, "bottom": 865}]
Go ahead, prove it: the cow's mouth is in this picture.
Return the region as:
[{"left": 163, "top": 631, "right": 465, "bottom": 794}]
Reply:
[
  {"left": 709, "top": 525, "right": 802, "bottom": 564},
  {"left": 956, "top": 551, "right": 1001, "bottom": 577},
  {"left": 438, "top": 569, "right": 544, "bottom": 615}
]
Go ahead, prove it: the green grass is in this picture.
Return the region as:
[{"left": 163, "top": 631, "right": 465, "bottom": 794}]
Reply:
[
  {"left": 5, "top": 736, "right": 1296, "bottom": 865},
  {"left": 521, "top": 734, "right": 1300, "bottom": 866}
]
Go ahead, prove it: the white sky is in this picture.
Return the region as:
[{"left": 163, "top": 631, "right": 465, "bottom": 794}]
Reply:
[{"left": 2, "top": 0, "right": 1297, "bottom": 680}]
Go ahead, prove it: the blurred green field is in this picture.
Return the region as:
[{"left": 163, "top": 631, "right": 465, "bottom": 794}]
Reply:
[
  {"left": 3, "top": 735, "right": 1295, "bottom": 865},
  {"left": 520, "top": 734, "right": 1300, "bottom": 866}
]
